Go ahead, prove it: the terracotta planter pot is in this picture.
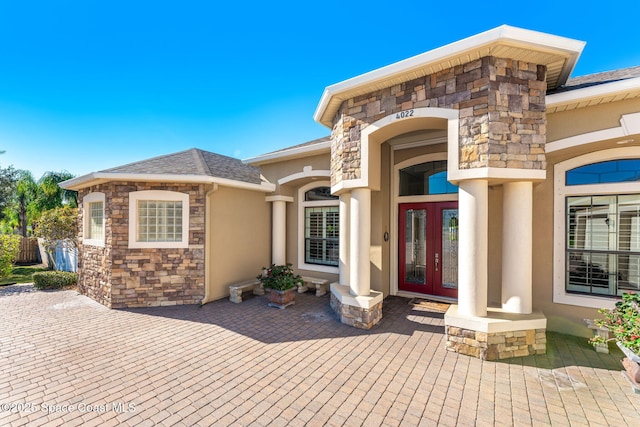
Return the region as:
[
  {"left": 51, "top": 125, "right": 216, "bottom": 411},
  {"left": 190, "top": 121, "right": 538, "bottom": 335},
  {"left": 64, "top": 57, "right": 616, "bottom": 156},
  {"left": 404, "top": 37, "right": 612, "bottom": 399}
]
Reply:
[
  {"left": 617, "top": 342, "right": 640, "bottom": 364},
  {"left": 267, "top": 288, "right": 296, "bottom": 309}
]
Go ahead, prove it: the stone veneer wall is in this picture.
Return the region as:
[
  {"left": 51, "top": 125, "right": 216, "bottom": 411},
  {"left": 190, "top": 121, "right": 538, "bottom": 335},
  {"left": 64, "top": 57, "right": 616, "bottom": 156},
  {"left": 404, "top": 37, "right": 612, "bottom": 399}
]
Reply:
[
  {"left": 330, "top": 292, "right": 382, "bottom": 330},
  {"left": 78, "top": 182, "right": 206, "bottom": 308},
  {"left": 445, "top": 326, "right": 546, "bottom": 361},
  {"left": 331, "top": 57, "right": 547, "bottom": 186}
]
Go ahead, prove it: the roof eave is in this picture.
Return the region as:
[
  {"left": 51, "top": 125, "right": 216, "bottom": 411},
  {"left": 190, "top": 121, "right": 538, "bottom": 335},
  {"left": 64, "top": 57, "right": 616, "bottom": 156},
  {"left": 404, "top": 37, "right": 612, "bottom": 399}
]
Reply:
[
  {"left": 546, "top": 77, "right": 640, "bottom": 112},
  {"left": 314, "top": 25, "right": 585, "bottom": 128},
  {"left": 243, "top": 140, "right": 331, "bottom": 166},
  {"left": 60, "top": 172, "right": 275, "bottom": 193}
]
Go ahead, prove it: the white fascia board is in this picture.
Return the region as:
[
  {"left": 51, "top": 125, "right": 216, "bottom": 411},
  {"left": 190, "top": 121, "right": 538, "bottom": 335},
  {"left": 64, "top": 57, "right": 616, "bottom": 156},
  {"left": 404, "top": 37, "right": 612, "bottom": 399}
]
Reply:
[
  {"left": 314, "top": 25, "right": 585, "bottom": 126},
  {"left": 546, "top": 77, "right": 640, "bottom": 109},
  {"left": 210, "top": 176, "right": 276, "bottom": 193},
  {"left": 243, "top": 140, "right": 331, "bottom": 166},
  {"left": 60, "top": 172, "right": 275, "bottom": 193}
]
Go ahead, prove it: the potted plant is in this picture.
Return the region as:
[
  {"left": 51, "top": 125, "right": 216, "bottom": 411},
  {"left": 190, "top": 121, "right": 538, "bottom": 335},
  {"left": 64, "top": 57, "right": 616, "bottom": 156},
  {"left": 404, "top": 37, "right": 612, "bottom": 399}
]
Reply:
[
  {"left": 591, "top": 292, "right": 640, "bottom": 386},
  {"left": 257, "top": 264, "right": 303, "bottom": 309}
]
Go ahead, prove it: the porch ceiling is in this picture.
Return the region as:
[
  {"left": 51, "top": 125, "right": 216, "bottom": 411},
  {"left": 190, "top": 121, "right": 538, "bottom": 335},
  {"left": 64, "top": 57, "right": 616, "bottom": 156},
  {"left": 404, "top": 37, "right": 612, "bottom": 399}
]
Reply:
[{"left": 314, "top": 25, "right": 585, "bottom": 128}]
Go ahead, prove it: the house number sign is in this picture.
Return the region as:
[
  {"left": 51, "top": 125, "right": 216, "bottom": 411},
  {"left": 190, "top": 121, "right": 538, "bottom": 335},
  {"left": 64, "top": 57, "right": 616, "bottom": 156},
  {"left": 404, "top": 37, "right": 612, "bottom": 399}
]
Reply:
[{"left": 395, "top": 109, "right": 414, "bottom": 119}]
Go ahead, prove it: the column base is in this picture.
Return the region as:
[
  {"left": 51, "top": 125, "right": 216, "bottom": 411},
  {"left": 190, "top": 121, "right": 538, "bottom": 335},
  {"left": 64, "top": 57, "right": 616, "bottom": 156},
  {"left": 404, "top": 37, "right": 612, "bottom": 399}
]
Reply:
[
  {"left": 444, "top": 305, "right": 547, "bottom": 360},
  {"left": 330, "top": 283, "right": 383, "bottom": 330}
]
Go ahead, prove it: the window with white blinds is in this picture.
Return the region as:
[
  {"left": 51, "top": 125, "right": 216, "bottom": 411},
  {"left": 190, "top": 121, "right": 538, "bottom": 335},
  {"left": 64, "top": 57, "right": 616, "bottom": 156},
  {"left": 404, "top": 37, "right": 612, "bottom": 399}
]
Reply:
[
  {"left": 305, "top": 206, "right": 339, "bottom": 266},
  {"left": 88, "top": 201, "right": 104, "bottom": 240},
  {"left": 298, "top": 183, "right": 339, "bottom": 272},
  {"left": 566, "top": 194, "right": 640, "bottom": 297},
  {"left": 83, "top": 192, "right": 105, "bottom": 247}
]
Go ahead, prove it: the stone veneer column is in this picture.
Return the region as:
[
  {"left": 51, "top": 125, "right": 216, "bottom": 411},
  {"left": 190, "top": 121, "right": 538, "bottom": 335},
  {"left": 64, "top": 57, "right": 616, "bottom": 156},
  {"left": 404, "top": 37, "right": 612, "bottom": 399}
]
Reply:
[
  {"left": 266, "top": 196, "right": 293, "bottom": 266},
  {"left": 502, "top": 181, "right": 533, "bottom": 314},
  {"left": 350, "top": 188, "right": 371, "bottom": 296},
  {"left": 457, "top": 179, "right": 488, "bottom": 317},
  {"left": 339, "top": 193, "right": 350, "bottom": 287},
  {"left": 329, "top": 187, "right": 382, "bottom": 330}
]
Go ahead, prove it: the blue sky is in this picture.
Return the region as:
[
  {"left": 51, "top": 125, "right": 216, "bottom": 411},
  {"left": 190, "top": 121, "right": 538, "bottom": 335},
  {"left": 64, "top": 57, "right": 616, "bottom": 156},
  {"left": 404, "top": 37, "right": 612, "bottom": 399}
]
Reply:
[{"left": 1, "top": 1, "right": 639, "bottom": 179}]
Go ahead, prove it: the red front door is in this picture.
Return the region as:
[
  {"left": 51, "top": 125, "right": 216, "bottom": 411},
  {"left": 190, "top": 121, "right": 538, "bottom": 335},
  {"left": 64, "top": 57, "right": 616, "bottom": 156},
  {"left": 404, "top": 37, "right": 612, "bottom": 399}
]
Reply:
[{"left": 399, "top": 202, "right": 458, "bottom": 298}]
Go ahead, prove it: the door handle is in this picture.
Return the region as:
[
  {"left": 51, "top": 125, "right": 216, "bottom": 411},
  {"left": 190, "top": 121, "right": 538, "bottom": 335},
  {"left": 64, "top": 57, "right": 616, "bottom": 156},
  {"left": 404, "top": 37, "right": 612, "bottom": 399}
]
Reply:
[{"left": 435, "top": 253, "right": 439, "bottom": 272}]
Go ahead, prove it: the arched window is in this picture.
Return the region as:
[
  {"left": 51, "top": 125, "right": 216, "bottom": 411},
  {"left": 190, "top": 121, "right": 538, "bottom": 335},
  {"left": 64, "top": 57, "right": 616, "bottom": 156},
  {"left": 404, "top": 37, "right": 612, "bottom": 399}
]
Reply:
[
  {"left": 298, "top": 183, "right": 339, "bottom": 272},
  {"left": 554, "top": 151, "right": 640, "bottom": 308},
  {"left": 566, "top": 159, "right": 640, "bottom": 185},
  {"left": 399, "top": 161, "right": 458, "bottom": 196}
]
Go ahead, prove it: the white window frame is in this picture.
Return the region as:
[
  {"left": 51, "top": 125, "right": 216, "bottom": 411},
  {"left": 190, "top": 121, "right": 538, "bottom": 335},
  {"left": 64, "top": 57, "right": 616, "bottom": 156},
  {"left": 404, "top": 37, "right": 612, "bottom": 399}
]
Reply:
[
  {"left": 128, "top": 190, "right": 189, "bottom": 249},
  {"left": 553, "top": 147, "right": 640, "bottom": 309},
  {"left": 298, "top": 181, "right": 339, "bottom": 274},
  {"left": 83, "top": 192, "right": 105, "bottom": 247}
]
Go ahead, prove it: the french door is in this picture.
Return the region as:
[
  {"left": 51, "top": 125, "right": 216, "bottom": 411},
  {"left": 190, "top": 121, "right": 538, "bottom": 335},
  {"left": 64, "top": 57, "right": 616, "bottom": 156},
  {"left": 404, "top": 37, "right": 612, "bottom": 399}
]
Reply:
[{"left": 399, "top": 201, "right": 458, "bottom": 298}]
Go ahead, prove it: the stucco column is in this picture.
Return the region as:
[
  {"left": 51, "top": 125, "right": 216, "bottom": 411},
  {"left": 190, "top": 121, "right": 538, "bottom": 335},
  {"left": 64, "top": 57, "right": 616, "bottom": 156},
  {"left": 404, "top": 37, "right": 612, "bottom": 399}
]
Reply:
[
  {"left": 457, "top": 179, "right": 488, "bottom": 317},
  {"left": 349, "top": 188, "right": 371, "bottom": 296},
  {"left": 339, "top": 193, "right": 351, "bottom": 287},
  {"left": 502, "top": 181, "right": 533, "bottom": 314},
  {"left": 265, "top": 196, "right": 293, "bottom": 265}
]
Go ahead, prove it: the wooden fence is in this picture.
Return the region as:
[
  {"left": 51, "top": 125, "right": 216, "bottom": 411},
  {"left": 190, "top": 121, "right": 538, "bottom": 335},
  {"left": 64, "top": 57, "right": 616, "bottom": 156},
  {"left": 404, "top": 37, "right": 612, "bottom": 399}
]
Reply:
[{"left": 16, "top": 237, "right": 40, "bottom": 264}]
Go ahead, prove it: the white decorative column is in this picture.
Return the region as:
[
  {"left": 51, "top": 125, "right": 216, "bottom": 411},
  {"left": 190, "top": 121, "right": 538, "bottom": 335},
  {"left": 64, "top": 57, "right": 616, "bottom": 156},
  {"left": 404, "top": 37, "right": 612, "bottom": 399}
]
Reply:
[
  {"left": 329, "top": 187, "right": 383, "bottom": 329},
  {"left": 350, "top": 188, "right": 371, "bottom": 296},
  {"left": 457, "top": 179, "right": 488, "bottom": 317},
  {"left": 265, "top": 196, "right": 293, "bottom": 265},
  {"left": 502, "top": 181, "right": 533, "bottom": 314},
  {"left": 445, "top": 178, "right": 546, "bottom": 361},
  {"left": 339, "top": 193, "right": 350, "bottom": 287}
]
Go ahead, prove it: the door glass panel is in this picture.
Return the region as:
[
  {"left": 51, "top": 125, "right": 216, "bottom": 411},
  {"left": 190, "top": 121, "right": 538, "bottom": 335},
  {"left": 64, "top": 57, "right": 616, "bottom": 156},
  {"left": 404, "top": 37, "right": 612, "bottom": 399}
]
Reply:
[
  {"left": 404, "top": 209, "right": 427, "bottom": 285},
  {"left": 441, "top": 209, "right": 458, "bottom": 289}
]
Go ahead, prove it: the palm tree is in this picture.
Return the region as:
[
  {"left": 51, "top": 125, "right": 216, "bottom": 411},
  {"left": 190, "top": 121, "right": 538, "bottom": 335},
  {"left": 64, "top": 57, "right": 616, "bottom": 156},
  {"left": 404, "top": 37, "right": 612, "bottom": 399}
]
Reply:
[
  {"left": 36, "top": 171, "right": 77, "bottom": 209},
  {"left": 13, "top": 171, "right": 38, "bottom": 237}
]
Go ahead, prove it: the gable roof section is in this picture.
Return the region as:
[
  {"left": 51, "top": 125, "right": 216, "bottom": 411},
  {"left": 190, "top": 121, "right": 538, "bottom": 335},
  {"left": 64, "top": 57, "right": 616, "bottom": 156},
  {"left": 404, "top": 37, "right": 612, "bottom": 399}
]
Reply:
[
  {"left": 314, "top": 25, "right": 586, "bottom": 127},
  {"left": 547, "top": 66, "right": 640, "bottom": 113},
  {"left": 243, "top": 136, "right": 331, "bottom": 166},
  {"left": 61, "top": 148, "right": 275, "bottom": 192}
]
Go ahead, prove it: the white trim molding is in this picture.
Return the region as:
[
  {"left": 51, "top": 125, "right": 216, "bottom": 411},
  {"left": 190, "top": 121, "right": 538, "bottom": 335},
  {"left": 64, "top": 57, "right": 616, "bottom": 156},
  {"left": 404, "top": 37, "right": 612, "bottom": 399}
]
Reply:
[
  {"left": 278, "top": 166, "right": 331, "bottom": 186},
  {"left": 297, "top": 181, "right": 339, "bottom": 274},
  {"left": 128, "top": 190, "right": 190, "bottom": 249},
  {"left": 332, "top": 107, "right": 459, "bottom": 194},
  {"left": 61, "top": 173, "right": 275, "bottom": 193},
  {"left": 546, "top": 78, "right": 640, "bottom": 114},
  {"left": 547, "top": 112, "right": 640, "bottom": 153},
  {"left": 553, "top": 147, "right": 640, "bottom": 309},
  {"left": 243, "top": 140, "right": 331, "bottom": 166},
  {"left": 82, "top": 192, "right": 106, "bottom": 247},
  {"left": 315, "top": 25, "right": 584, "bottom": 127}
]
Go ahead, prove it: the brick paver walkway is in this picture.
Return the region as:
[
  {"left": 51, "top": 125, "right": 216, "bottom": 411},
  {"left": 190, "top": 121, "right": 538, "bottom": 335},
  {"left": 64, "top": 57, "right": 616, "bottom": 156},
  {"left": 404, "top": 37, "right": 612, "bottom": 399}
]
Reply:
[{"left": 1, "top": 284, "right": 639, "bottom": 426}]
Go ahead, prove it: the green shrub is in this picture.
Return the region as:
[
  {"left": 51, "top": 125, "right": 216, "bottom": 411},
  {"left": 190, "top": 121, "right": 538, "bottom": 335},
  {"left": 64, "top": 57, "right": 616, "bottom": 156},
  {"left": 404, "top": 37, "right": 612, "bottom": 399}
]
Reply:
[
  {"left": 0, "top": 234, "right": 21, "bottom": 279},
  {"left": 257, "top": 263, "right": 303, "bottom": 291},
  {"left": 32, "top": 271, "right": 78, "bottom": 290}
]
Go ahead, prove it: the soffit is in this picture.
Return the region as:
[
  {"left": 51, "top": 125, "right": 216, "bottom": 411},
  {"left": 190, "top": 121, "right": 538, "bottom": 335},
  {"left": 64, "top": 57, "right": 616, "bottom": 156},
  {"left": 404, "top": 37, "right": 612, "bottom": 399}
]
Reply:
[
  {"left": 314, "top": 25, "right": 585, "bottom": 128},
  {"left": 547, "top": 81, "right": 640, "bottom": 113}
]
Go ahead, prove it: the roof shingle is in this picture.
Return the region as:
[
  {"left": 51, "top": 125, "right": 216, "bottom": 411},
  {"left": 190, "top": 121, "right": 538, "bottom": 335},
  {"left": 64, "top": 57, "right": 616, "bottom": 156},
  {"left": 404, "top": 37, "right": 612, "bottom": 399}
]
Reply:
[
  {"left": 102, "top": 148, "right": 262, "bottom": 185},
  {"left": 549, "top": 65, "right": 640, "bottom": 94}
]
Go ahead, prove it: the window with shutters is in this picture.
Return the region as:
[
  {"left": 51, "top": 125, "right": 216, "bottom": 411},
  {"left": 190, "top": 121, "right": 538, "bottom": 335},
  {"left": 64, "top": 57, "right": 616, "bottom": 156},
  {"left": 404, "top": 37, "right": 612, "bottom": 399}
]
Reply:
[{"left": 298, "top": 182, "right": 339, "bottom": 273}]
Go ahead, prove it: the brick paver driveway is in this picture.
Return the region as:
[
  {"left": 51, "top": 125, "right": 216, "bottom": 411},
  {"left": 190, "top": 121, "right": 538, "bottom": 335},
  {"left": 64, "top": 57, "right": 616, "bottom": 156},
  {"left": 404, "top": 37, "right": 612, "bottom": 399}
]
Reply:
[{"left": 1, "top": 284, "right": 639, "bottom": 426}]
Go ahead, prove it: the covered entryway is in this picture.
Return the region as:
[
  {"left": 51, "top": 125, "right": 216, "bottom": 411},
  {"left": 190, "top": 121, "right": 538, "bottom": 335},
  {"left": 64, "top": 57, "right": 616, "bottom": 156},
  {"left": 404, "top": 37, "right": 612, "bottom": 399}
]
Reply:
[{"left": 399, "top": 201, "right": 458, "bottom": 298}]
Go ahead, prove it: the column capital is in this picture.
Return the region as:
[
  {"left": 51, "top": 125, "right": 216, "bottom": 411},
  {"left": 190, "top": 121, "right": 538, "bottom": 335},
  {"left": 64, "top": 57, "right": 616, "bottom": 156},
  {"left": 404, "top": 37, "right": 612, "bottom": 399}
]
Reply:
[{"left": 265, "top": 195, "right": 294, "bottom": 203}]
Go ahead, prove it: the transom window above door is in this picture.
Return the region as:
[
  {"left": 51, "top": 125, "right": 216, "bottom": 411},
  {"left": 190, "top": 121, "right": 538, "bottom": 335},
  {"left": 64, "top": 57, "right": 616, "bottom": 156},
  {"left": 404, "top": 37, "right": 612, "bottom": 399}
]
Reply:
[{"left": 399, "top": 161, "right": 458, "bottom": 196}]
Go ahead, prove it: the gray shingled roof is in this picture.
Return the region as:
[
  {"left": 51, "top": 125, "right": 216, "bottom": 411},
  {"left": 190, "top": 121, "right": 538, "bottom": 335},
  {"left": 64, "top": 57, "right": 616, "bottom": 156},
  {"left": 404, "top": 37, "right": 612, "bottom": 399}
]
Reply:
[
  {"left": 102, "top": 148, "right": 263, "bottom": 185},
  {"left": 259, "top": 135, "right": 331, "bottom": 156},
  {"left": 549, "top": 65, "right": 640, "bottom": 94}
]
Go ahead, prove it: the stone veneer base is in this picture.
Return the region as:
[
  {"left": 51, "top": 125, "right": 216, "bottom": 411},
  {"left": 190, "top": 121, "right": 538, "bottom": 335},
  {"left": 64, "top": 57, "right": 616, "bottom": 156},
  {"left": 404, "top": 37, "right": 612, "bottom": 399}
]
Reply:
[
  {"left": 330, "top": 284, "right": 383, "bottom": 330},
  {"left": 445, "top": 305, "right": 547, "bottom": 360}
]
